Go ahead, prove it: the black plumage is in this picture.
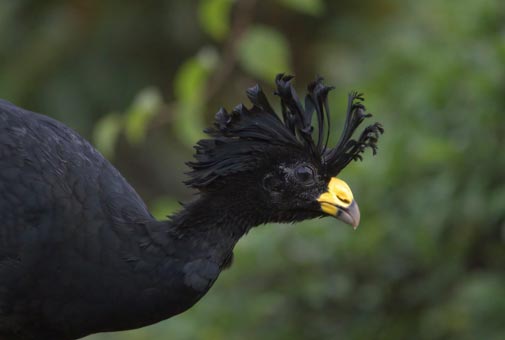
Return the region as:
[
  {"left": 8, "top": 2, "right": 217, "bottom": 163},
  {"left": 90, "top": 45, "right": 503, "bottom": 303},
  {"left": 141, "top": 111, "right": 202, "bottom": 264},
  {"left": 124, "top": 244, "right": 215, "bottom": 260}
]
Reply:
[{"left": 0, "top": 75, "right": 382, "bottom": 340}]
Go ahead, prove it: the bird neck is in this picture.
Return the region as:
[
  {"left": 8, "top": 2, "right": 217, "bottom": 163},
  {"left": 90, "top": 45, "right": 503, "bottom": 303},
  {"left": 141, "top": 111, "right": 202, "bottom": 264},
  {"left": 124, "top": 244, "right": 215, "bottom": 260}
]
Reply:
[
  {"left": 179, "top": 193, "right": 264, "bottom": 228},
  {"left": 163, "top": 192, "right": 268, "bottom": 265},
  {"left": 96, "top": 192, "right": 269, "bottom": 329}
]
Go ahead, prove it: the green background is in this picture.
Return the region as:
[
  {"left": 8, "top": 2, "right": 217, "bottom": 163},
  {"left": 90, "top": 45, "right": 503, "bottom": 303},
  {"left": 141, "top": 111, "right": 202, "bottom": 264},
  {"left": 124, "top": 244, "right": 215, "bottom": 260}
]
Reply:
[{"left": 1, "top": 0, "right": 504, "bottom": 339}]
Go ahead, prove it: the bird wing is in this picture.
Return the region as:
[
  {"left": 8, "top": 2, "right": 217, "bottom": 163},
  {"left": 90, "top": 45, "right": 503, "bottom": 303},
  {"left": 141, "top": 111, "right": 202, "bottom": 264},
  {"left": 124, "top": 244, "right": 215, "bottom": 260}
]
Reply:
[{"left": 0, "top": 99, "right": 154, "bottom": 336}]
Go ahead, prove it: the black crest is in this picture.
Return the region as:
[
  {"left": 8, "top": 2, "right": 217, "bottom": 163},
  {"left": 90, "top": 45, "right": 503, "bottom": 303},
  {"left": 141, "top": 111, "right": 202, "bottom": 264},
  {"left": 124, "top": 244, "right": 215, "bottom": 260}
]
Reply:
[{"left": 186, "top": 74, "right": 384, "bottom": 188}]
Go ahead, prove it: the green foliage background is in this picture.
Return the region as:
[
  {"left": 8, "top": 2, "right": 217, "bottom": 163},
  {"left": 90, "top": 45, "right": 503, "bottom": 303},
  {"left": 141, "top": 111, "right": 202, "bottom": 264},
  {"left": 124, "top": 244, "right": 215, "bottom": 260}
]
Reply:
[{"left": 1, "top": 0, "right": 504, "bottom": 339}]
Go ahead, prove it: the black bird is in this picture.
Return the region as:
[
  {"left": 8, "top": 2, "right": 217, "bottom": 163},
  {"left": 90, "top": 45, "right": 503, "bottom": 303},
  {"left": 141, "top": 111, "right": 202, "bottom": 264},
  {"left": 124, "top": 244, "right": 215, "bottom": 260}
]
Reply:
[{"left": 0, "top": 75, "right": 383, "bottom": 340}]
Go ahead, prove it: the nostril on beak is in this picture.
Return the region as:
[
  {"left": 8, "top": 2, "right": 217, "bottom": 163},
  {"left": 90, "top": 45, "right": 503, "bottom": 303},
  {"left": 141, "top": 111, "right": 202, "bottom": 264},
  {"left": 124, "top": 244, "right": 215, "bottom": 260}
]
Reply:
[{"left": 337, "top": 195, "right": 351, "bottom": 204}]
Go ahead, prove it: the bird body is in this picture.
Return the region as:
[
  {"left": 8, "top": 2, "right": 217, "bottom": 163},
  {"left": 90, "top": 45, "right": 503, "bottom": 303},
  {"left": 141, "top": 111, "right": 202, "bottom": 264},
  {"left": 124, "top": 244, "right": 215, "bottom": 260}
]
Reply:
[
  {"left": 0, "top": 100, "right": 234, "bottom": 339},
  {"left": 0, "top": 75, "right": 382, "bottom": 339}
]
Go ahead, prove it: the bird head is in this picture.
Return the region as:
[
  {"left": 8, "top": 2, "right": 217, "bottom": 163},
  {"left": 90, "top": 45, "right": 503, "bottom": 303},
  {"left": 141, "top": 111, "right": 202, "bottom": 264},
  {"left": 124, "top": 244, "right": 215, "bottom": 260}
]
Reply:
[{"left": 186, "top": 74, "right": 383, "bottom": 228}]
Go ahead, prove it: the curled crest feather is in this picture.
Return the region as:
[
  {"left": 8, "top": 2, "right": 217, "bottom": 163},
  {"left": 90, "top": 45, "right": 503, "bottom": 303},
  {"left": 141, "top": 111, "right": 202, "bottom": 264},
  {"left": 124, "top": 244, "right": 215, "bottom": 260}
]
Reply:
[{"left": 186, "top": 74, "right": 384, "bottom": 188}]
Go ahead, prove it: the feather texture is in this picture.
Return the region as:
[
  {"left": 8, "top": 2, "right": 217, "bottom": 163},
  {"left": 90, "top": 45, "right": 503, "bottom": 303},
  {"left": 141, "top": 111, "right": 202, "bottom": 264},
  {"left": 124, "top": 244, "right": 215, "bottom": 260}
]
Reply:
[{"left": 186, "top": 74, "right": 383, "bottom": 188}]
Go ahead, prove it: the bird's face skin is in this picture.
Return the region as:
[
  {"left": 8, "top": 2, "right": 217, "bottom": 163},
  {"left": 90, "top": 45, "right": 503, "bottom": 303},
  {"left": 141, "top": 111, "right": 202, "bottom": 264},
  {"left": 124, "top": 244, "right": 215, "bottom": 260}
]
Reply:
[{"left": 261, "top": 158, "right": 361, "bottom": 228}]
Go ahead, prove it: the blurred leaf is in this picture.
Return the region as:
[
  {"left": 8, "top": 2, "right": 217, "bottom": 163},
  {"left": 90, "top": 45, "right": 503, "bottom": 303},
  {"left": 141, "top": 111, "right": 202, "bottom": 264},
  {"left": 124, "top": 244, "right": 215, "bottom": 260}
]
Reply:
[
  {"left": 149, "top": 196, "right": 180, "bottom": 220},
  {"left": 125, "top": 87, "right": 163, "bottom": 145},
  {"left": 92, "top": 113, "right": 123, "bottom": 159},
  {"left": 174, "top": 48, "right": 218, "bottom": 146},
  {"left": 198, "top": 0, "right": 232, "bottom": 41},
  {"left": 278, "top": 0, "right": 324, "bottom": 16},
  {"left": 238, "top": 25, "right": 291, "bottom": 81},
  {"left": 412, "top": 135, "right": 459, "bottom": 164}
]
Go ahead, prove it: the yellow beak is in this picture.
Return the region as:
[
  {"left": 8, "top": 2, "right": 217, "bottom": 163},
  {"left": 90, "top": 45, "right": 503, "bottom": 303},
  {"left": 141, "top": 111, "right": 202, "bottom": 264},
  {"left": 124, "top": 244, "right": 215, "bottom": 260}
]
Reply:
[{"left": 317, "top": 177, "right": 361, "bottom": 229}]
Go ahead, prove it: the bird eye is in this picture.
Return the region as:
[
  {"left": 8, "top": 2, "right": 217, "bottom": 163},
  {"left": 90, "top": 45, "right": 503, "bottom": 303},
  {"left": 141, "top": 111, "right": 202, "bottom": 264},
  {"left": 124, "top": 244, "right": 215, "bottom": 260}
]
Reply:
[{"left": 294, "top": 165, "right": 315, "bottom": 184}]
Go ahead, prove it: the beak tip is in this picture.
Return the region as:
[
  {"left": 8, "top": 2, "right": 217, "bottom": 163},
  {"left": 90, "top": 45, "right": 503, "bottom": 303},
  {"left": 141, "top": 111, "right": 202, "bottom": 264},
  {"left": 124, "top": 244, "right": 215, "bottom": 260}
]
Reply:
[
  {"left": 337, "top": 200, "right": 360, "bottom": 229},
  {"left": 352, "top": 204, "right": 360, "bottom": 229}
]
